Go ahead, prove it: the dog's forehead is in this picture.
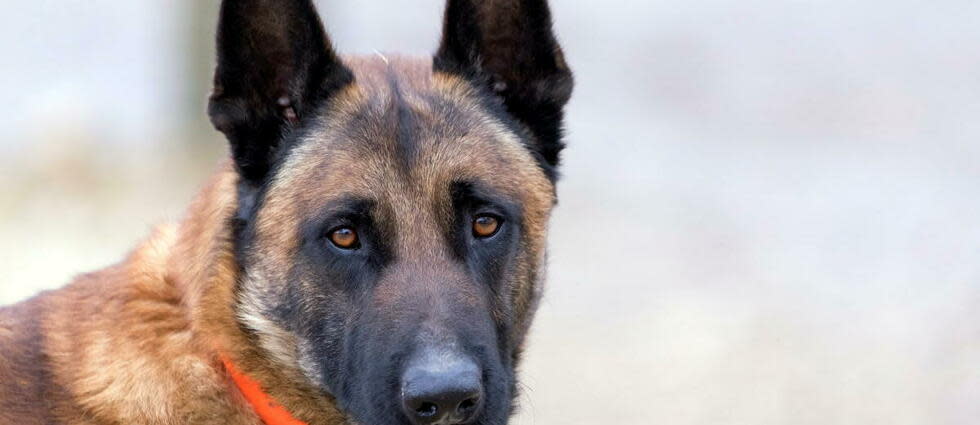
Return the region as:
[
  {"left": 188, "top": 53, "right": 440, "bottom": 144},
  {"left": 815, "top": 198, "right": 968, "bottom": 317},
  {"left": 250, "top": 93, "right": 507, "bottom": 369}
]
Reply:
[{"left": 266, "top": 56, "right": 554, "bottom": 217}]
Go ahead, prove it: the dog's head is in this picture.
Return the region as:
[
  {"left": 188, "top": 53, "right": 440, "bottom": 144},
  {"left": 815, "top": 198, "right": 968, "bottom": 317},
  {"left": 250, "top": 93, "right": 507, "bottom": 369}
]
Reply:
[{"left": 207, "top": 1, "right": 571, "bottom": 424}]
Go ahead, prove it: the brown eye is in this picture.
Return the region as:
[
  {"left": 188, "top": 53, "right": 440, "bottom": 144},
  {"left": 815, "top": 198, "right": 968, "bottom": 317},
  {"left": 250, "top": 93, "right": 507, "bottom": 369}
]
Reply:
[
  {"left": 329, "top": 227, "right": 358, "bottom": 249},
  {"left": 472, "top": 215, "right": 501, "bottom": 238}
]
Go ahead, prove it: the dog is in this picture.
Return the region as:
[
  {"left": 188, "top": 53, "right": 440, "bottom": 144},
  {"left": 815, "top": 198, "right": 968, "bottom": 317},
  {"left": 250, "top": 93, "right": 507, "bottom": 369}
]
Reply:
[{"left": 0, "top": 0, "right": 572, "bottom": 424}]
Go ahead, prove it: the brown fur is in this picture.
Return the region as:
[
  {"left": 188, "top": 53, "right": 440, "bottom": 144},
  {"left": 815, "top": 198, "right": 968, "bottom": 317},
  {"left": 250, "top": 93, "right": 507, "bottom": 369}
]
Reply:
[{"left": 0, "top": 58, "right": 554, "bottom": 425}]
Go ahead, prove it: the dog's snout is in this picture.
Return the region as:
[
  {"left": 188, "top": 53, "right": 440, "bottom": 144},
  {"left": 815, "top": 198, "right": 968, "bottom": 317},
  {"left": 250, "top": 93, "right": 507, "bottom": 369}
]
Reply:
[{"left": 400, "top": 351, "right": 483, "bottom": 425}]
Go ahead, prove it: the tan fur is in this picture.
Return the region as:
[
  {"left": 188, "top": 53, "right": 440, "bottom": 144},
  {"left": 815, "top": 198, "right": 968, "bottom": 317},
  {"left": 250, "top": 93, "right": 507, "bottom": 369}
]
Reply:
[
  {"left": 0, "top": 58, "right": 554, "bottom": 424},
  {"left": 1, "top": 167, "right": 258, "bottom": 424}
]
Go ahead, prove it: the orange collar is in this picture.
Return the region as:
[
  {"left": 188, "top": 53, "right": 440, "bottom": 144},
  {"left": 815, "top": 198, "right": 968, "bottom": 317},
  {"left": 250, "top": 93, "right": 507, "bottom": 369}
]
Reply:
[{"left": 220, "top": 355, "right": 309, "bottom": 425}]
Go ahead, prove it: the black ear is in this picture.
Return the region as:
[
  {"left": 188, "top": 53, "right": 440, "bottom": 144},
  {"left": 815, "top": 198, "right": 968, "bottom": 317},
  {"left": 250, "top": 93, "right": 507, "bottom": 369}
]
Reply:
[
  {"left": 208, "top": 0, "right": 353, "bottom": 185},
  {"left": 435, "top": 0, "right": 573, "bottom": 177}
]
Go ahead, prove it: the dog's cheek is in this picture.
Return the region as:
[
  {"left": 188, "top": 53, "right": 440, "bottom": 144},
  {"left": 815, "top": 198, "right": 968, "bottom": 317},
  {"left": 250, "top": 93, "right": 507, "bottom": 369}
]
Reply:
[
  {"left": 296, "top": 338, "right": 324, "bottom": 388},
  {"left": 236, "top": 271, "right": 307, "bottom": 369},
  {"left": 298, "top": 294, "right": 350, "bottom": 396}
]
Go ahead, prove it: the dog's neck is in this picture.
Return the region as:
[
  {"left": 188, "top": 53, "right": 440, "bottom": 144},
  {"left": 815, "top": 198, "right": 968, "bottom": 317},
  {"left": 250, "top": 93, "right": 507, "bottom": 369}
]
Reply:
[
  {"left": 222, "top": 353, "right": 311, "bottom": 425},
  {"left": 168, "top": 162, "right": 349, "bottom": 425}
]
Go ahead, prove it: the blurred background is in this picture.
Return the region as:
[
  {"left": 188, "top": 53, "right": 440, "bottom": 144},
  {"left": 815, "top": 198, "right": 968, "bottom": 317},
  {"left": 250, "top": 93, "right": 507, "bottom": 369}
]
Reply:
[{"left": 2, "top": 1, "right": 980, "bottom": 423}]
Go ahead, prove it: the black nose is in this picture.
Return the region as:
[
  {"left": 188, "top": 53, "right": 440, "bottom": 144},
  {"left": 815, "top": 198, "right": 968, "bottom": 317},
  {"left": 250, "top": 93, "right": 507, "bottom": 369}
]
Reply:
[{"left": 400, "top": 351, "right": 483, "bottom": 425}]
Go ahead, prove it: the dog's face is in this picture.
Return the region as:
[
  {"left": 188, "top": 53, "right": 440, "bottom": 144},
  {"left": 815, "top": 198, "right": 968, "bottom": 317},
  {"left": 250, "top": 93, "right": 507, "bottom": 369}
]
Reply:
[{"left": 207, "top": 1, "right": 571, "bottom": 424}]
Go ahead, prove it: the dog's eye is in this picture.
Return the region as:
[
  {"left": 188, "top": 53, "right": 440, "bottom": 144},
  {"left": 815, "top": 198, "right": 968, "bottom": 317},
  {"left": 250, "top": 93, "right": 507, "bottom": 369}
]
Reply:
[
  {"left": 329, "top": 227, "right": 359, "bottom": 249},
  {"left": 472, "top": 215, "right": 501, "bottom": 238}
]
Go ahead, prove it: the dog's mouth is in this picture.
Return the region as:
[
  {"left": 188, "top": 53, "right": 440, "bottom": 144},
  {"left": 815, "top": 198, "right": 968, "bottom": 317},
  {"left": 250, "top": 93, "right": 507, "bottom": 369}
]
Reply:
[
  {"left": 288, "top": 323, "right": 514, "bottom": 425},
  {"left": 331, "top": 357, "right": 513, "bottom": 425},
  {"left": 338, "top": 378, "right": 506, "bottom": 425}
]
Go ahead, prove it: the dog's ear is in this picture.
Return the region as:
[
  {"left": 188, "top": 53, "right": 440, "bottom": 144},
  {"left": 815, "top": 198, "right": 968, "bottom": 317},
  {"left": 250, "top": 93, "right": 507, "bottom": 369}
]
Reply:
[
  {"left": 435, "top": 0, "right": 573, "bottom": 177},
  {"left": 208, "top": 0, "right": 353, "bottom": 185}
]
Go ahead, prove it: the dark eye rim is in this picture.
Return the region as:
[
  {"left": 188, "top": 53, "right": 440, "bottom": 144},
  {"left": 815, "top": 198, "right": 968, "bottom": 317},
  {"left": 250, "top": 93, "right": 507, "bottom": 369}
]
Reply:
[
  {"left": 327, "top": 226, "right": 360, "bottom": 250},
  {"left": 472, "top": 213, "right": 504, "bottom": 239}
]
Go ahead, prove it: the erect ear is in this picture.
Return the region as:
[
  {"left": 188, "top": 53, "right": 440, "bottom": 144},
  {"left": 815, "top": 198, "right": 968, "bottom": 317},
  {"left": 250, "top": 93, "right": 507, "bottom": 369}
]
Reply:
[
  {"left": 435, "top": 0, "right": 573, "bottom": 178},
  {"left": 208, "top": 0, "right": 353, "bottom": 185}
]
